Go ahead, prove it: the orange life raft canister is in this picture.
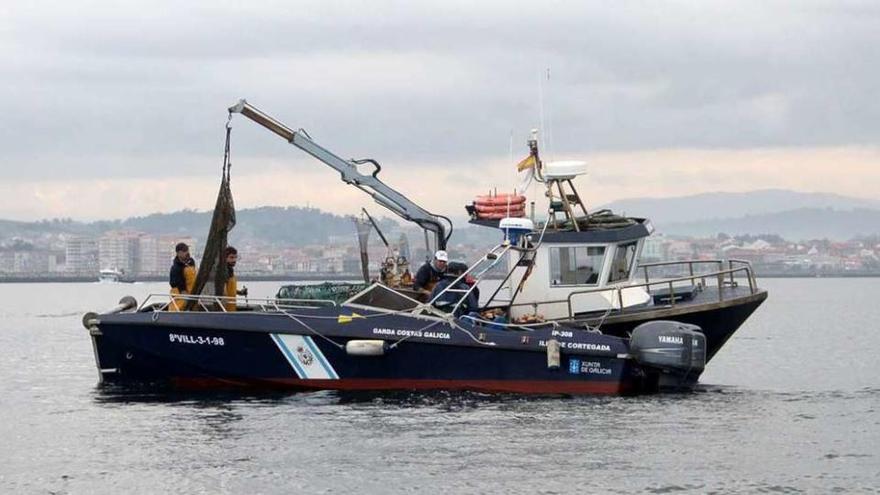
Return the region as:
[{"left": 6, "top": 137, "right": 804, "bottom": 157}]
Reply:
[
  {"left": 474, "top": 194, "right": 526, "bottom": 207},
  {"left": 472, "top": 193, "right": 527, "bottom": 219}
]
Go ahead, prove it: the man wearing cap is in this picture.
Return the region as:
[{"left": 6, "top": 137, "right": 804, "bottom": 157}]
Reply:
[
  {"left": 430, "top": 261, "right": 479, "bottom": 316},
  {"left": 413, "top": 250, "right": 448, "bottom": 297},
  {"left": 168, "top": 242, "right": 197, "bottom": 311}
]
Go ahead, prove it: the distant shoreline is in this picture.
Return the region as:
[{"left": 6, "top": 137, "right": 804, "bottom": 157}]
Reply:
[
  {"left": 0, "top": 273, "right": 366, "bottom": 284},
  {"left": 1, "top": 272, "right": 879, "bottom": 283}
]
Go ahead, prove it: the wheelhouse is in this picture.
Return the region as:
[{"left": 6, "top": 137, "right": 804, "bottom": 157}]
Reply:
[{"left": 501, "top": 219, "right": 655, "bottom": 320}]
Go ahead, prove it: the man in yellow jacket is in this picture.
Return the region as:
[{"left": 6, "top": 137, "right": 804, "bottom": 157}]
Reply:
[
  {"left": 169, "top": 242, "right": 197, "bottom": 311},
  {"left": 223, "top": 246, "right": 247, "bottom": 312}
]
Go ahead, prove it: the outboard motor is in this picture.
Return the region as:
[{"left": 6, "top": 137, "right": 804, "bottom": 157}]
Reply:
[{"left": 630, "top": 320, "right": 706, "bottom": 389}]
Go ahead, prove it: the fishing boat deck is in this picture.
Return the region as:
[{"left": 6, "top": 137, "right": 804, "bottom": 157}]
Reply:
[
  {"left": 575, "top": 284, "right": 767, "bottom": 324},
  {"left": 494, "top": 258, "right": 765, "bottom": 324}
]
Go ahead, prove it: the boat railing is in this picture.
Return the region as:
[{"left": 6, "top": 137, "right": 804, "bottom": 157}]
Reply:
[
  {"left": 639, "top": 258, "right": 757, "bottom": 290},
  {"left": 138, "top": 293, "right": 337, "bottom": 313},
  {"left": 505, "top": 259, "right": 758, "bottom": 319}
]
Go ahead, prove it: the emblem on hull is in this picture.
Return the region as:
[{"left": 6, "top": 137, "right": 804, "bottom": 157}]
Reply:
[{"left": 296, "top": 345, "right": 314, "bottom": 366}]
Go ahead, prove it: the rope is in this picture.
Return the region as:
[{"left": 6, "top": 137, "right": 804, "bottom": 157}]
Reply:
[
  {"left": 279, "top": 309, "right": 345, "bottom": 349},
  {"left": 592, "top": 305, "right": 614, "bottom": 332},
  {"left": 278, "top": 306, "right": 495, "bottom": 350},
  {"left": 449, "top": 319, "right": 498, "bottom": 346},
  {"left": 459, "top": 314, "right": 559, "bottom": 331},
  {"left": 387, "top": 320, "right": 444, "bottom": 349},
  {"left": 223, "top": 116, "right": 233, "bottom": 182}
]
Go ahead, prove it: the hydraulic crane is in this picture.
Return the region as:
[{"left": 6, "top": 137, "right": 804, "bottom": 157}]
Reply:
[{"left": 228, "top": 99, "right": 452, "bottom": 253}]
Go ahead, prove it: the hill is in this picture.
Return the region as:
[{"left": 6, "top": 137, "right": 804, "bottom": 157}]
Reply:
[
  {"left": 2, "top": 189, "right": 879, "bottom": 245},
  {"left": 0, "top": 207, "right": 400, "bottom": 247},
  {"left": 602, "top": 189, "right": 880, "bottom": 225},
  {"left": 661, "top": 207, "right": 880, "bottom": 240}
]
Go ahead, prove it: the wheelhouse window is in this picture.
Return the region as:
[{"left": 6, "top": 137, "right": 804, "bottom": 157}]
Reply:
[
  {"left": 549, "top": 246, "right": 605, "bottom": 286},
  {"left": 608, "top": 242, "right": 638, "bottom": 283}
]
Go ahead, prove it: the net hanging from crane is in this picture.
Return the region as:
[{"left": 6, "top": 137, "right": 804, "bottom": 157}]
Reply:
[
  {"left": 189, "top": 121, "right": 237, "bottom": 306},
  {"left": 353, "top": 213, "right": 372, "bottom": 283}
]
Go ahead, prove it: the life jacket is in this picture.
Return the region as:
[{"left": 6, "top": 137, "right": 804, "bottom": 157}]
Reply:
[
  {"left": 224, "top": 265, "right": 237, "bottom": 312},
  {"left": 169, "top": 257, "right": 197, "bottom": 311}
]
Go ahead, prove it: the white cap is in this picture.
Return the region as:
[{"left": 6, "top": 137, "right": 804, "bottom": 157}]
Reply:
[{"left": 434, "top": 250, "right": 449, "bottom": 262}]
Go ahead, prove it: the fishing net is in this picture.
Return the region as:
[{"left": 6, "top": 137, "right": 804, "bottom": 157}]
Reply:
[
  {"left": 398, "top": 233, "right": 411, "bottom": 261},
  {"left": 276, "top": 282, "right": 368, "bottom": 305},
  {"left": 354, "top": 215, "right": 372, "bottom": 282},
  {"left": 189, "top": 122, "right": 237, "bottom": 307}
]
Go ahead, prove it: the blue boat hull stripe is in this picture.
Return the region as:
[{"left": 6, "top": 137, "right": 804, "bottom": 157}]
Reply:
[
  {"left": 271, "top": 334, "right": 307, "bottom": 378},
  {"left": 301, "top": 335, "right": 339, "bottom": 379},
  {"left": 271, "top": 333, "right": 339, "bottom": 380}
]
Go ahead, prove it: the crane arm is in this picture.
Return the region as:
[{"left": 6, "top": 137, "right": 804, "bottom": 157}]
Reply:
[{"left": 228, "top": 99, "right": 451, "bottom": 251}]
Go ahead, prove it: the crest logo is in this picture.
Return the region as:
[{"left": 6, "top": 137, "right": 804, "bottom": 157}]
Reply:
[
  {"left": 568, "top": 358, "right": 581, "bottom": 374},
  {"left": 296, "top": 345, "right": 314, "bottom": 366}
]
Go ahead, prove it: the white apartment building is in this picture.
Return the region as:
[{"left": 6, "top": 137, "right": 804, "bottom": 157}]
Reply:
[
  {"left": 139, "top": 235, "right": 196, "bottom": 275},
  {"left": 98, "top": 231, "right": 143, "bottom": 274},
  {"left": 66, "top": 236, "right": 99, "bottom": 274}
]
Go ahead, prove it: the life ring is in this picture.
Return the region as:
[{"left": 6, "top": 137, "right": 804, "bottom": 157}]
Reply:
[{"left": 474, "top": 194, "right": 526, "bottom": 207}]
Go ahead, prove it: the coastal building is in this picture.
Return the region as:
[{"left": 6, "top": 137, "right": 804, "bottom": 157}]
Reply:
[
  {"left": 138, "top": 235, "right": 196, "bottom": 275},
  {"left": 98, "top": 231, "right": 143, "bottom": 274},
  {"left": 0, "top": 249, "right": 12, "bottom": 273},
  {"left": 0, "top": 248, "right": 55, "bottom": 274},
  {"left": 641, "top": 235, "right": 668, "bottom": 262},
  {"left": 65, "top": 236, "right": 99, "bottom": 275}
]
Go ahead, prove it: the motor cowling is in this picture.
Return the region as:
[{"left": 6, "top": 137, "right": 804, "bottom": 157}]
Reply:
[{"left": 630, "top": 320, "right": 706, "bottom": 372}]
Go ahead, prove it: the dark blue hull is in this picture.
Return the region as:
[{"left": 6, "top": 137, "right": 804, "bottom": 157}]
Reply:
[
  {"left": 89, "top": 309, "right": 679, "bottom": 395},
  {"left": 578, "top": 289, "right": 767, "bottom": 362}
]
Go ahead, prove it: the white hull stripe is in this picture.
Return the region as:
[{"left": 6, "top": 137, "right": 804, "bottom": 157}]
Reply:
[{"left": 271, "top": 334, "right": 339, "bottom": 379}]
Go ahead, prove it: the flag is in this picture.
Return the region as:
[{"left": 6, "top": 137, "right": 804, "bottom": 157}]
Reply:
[{"left": 516, "top": 154, "right": 536, "bottom": 172}]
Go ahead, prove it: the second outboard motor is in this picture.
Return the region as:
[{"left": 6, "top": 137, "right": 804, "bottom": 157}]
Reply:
[{"left": 630, "top": 321, "right": 706, "bottom": 388}]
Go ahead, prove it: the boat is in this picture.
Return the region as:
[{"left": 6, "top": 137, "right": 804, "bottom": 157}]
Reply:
[
  {"left": 82, "top": 100, "right": 767, "bottom": 395},
  {"left": 98, "top": 268, "right": 134, "bottom": 284},
  {"left": 84, "top": 285, "right": 706, "bottom": 395}
]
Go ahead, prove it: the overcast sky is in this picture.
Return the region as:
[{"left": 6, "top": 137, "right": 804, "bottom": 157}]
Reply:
[{"left": 1, "top": 1, "right": 879, "bottom": 221}]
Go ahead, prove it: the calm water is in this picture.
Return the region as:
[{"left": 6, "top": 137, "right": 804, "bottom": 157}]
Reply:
[{"left": 0, "top": 279, "right": 878, "bottom": 494}]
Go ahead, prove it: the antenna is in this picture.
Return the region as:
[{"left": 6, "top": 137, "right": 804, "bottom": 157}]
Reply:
[
  {"left": 508, "top": 128, "right": 514, "bottom": 164},
  {"left": 537, "top": 67, "right": 554, "bottom": 162},
  {"left": 544, "top": 67, "right": 553, "bottom": 162},
  {"left": 538, "top": 70, "right": 546, "bottom": 156}
]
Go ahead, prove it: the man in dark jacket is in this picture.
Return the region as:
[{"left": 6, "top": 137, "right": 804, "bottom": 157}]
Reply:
[
  {"left": 413, "top": 250, "right": 448, "bottom": 297},
  {"left": 169, "top": 242, "right": 197, "bottom": 311}
]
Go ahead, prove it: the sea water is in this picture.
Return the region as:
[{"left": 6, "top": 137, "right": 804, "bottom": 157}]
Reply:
[{"left": 0, "top": 279, "right": 877, "bottom": 493}]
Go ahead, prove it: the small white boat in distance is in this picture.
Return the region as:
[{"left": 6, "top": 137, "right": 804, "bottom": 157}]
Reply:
[{"left": 98, "top": 268, "right": 133, "bottom": 283}]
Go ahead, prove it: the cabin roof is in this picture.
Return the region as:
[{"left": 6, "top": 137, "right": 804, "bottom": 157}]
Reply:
[{"left": 469, "top": 215, "right": 653, "bottom": 244}]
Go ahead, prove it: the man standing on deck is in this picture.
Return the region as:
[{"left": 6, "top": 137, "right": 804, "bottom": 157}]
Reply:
[
  {"left": 413, "top": 250, "right": 448, "bottom": 298},
  {"left": 169, "top": 242, "right": 197, "bottom": 311},
  {"left": 223, "top": 246, "right": 248, "bottom": 312}
]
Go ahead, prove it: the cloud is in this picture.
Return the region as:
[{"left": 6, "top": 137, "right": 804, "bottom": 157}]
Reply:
[
  {"left": 2, "top": 145, "right": 878, "bottom": 221},
  {"left": 1, "top": 1, "right": 879, "bottom": 218}
]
